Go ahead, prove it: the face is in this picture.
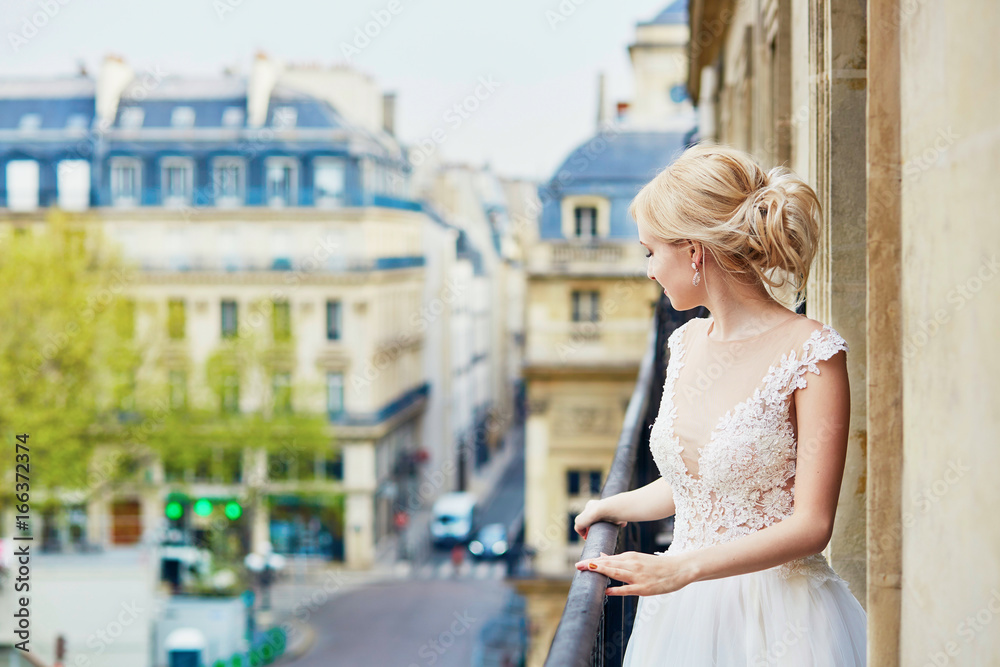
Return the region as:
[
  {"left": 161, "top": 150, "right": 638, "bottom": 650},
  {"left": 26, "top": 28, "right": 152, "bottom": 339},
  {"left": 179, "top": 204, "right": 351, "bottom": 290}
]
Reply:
[{"left": 637, "top": 218, "right": 702, "bottom": 310}]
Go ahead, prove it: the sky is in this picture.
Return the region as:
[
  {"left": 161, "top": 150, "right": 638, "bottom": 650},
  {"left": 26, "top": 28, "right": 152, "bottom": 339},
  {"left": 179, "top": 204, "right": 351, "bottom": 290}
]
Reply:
[{"left": 0, "top": 0, "right": 675, "bottom": 182}]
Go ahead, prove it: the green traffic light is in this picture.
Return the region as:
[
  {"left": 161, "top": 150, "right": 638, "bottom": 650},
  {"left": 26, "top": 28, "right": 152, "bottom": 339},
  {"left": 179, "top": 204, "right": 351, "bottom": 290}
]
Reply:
[
  {"left": 165, "top": 501, "right": 183, "bottom": 520},
  {"left": 224, "top": 501, "right": 242, "bottom": 520},
  {"left": 193, "top": 499, "right": 213, "bottom": 516}
]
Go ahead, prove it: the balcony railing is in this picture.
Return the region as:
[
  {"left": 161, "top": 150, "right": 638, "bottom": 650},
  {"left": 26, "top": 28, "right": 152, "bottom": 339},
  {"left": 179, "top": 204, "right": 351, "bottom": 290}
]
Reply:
[{"left": 544, "top": 297, "right": 708, "bottom": 666}]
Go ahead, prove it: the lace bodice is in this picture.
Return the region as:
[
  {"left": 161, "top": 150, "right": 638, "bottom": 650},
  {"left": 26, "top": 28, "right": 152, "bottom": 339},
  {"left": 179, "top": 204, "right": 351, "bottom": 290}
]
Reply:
[{"left": 649, "top": 315, "right": 850, "bottom": 583}]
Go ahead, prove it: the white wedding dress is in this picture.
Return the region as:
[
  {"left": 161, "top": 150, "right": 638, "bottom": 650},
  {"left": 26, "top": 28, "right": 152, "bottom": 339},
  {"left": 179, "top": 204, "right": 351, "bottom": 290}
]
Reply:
[{"left": 622, "top": 315, "right": 867, "bottom": 666}]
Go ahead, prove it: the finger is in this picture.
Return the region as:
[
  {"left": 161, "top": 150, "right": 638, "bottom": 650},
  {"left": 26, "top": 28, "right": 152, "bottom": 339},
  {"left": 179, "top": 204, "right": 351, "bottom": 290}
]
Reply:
[{"left": 606, "top": 585, "right": 642, "bottom": 597}]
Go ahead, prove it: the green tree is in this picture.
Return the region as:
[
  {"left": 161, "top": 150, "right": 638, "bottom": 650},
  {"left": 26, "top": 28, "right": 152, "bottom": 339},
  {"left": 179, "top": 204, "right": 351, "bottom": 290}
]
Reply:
[{"left": 0, "top": 213, "right": 336, "bottom": 514}]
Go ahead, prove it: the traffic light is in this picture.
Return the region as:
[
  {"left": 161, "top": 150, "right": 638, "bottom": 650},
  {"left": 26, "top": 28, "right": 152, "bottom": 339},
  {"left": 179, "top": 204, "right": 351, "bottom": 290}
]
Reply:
[
  {"left": 224, "top": 501, "right": 242, "bottom": 520},
  {"left": 165, "top": 501, "right": 183, "bottom": 520},
  {"left": 193, "top": 498, "right": 213, "bottom": 517}
]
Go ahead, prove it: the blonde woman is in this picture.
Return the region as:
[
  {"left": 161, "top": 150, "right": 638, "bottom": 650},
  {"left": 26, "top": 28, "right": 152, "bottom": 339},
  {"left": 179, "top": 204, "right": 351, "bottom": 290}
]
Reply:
[{"left": 573, "top": 143, "right": 867, "bottom": 665}]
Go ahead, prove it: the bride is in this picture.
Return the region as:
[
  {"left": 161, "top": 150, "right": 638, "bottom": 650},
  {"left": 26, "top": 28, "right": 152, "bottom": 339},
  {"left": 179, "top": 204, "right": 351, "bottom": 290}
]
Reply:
[{"left": 573, "top": 143, "right": 867, "bottom": 665}]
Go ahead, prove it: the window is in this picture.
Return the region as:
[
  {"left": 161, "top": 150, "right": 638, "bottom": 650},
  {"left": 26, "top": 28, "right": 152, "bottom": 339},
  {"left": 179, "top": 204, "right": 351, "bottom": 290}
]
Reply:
[
  {"left": 67, "top": 114, "right": 89, "bottom": 131},
  {"left": 168, "top": 370, "right": 187, "bottom": 410},
  {"left": 589, "top": 470, "right": 602, "bottom": 495},
  {"left": 272, "top": 299, "right": 291, "bottom": 341},
  {"left": 272, "top": 372, "right": 292, "bottom": 415},
  {"left": 161, "top": 157, "right": 193, "bottom": 206},
  {"left": 361, "top": 158, "right": 375, "bottom": 195},
  {"left": 221, "top": 300, "right": 238, "bottom": 338},
  {"left": 56, "top": 160, "right": 90, "bottom": 211},
  {"left": 571, "top": 290, "right": 600, "bottom": 322},
  {"left": 167, "top": 299, "right": 186, "bottom": 339},
  {"left": 18, "top": 113, "right": 41, "bottom": 132},
  {"left": 270, "top": 228, "right": 291, "bottom": 270},
  {"left": 574, "top": 206, "right": 598, "bottom": 238},
  {"left": 272, "top": 106, "right": 298, "bottom": 129},
  {"left": 266, "top": 158, "right": 297, "bottom": 207},
  {"left": 568, "top": 512, "right": 580, "bottom": 543},
  {"left": 110, "top": 158, "right": 141, "bottom": 207},
  {"left": 567, "top": 470, "right": 580, "bottom": 496},
  {"left": 171, "top": 106, "right": 196, "bottom": 128},
  {"left": 222, "top": 107, "right": 245, "bottom": 128},
  {"left": 119, "top": 107, "right": 145, "bottom": 128},
  {"left": 324, "top": 449, "right": 343, "bottom": 480},
  {"left": 6, "top": 160, "right": 39, "bottom": 212},
  {"left": 326, "top": 372, "right": 344, "bottom": 417},
  {"left": 314, "top": 158, "right": 346, "bottom": 208},
  {"left": 221, "top": 372, "right": 240, "bottom": 414},
  {"left": 326, "top": 300, "right": 342, "bottom": 341},
  {"left": 212, "top": 157, "right": 244, "bottom": 207},
  {"left": 567, "top": 469, "right": 602, "bottom": 496}
]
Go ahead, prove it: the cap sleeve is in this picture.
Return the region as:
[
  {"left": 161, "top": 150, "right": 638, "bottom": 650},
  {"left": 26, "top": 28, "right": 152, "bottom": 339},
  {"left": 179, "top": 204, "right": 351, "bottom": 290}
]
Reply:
[{"left": 776, "top": 324, "right": 849, "bottom": 397}]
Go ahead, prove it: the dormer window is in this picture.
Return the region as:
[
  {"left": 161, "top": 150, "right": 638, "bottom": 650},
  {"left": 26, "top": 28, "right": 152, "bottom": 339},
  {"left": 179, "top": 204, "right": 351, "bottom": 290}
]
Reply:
[
  {"left": 272, "top": 106, "right": 297, "bottom": 129},
  {"left": 222, "top": 107, "right": 245, "bottom": 127},
  {"left": 171, "top": 106, "right": 196, "bottom": 128},
  {"left": 18, "top": 114, "right": 41, "bottom": 132},
  {"left": 67, "top": 114, "right": 89, "bottom": 131},
  {"left": 574, "top": 206, "right": 598, "bottom": 238},
  {"left": 120, "top": 107, "right": 145, "bottom": 128},
  {"left": 561, "top": 196, "right": 610, "bottom": 239}
]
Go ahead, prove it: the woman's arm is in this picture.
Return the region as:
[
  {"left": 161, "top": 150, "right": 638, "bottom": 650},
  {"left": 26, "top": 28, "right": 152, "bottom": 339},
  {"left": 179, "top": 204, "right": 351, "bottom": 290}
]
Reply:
[
  {"left": 577, "top": 350, "right": 851, "bottom": 595},
  {"left": 574, "top": 477, "right": 676, "bottom": 539},
  {"left": 600, "top": 476, "right": 677, "bottom": 523}
]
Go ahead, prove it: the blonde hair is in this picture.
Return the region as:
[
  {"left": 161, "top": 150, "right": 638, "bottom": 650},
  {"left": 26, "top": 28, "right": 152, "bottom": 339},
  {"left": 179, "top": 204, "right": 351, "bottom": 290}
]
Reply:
[{"left": 629, "top": 142, "right": 821, "bottom": 311}]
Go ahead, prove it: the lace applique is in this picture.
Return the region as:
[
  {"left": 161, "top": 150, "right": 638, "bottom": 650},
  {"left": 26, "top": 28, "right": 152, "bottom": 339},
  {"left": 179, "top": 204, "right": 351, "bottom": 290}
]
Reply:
[{"left": 649, "top": 319, "right": 849, "bottom": 583}]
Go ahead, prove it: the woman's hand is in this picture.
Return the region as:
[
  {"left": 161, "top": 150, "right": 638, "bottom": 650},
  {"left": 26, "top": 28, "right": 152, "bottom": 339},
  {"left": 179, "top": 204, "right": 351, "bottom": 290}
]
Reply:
[
  {"left": 573, "top": 499, "right": 626, "bottom": 540},
  {"left": 574, "top": 550, "right": 699, "bottom": 597}
]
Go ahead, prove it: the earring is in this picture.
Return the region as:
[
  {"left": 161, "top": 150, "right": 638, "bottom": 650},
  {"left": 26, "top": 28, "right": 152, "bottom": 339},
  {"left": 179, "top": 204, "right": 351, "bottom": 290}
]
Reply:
[{"left": 691, "top": 261, "right": 701, "bottom": 286}]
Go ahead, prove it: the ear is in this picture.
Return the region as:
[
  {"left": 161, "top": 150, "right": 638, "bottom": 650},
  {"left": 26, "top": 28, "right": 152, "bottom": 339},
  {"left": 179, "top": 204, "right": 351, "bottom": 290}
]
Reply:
[{"left": 687, "top": 241, "right": 702, "bottom": 267}]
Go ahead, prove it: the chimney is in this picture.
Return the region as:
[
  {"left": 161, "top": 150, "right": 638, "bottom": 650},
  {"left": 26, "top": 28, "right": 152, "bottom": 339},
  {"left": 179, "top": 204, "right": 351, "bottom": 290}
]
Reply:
[
  {"left": 248, "top": 51, "right": 282, "bottom": 128},
  {"left": 616, "top": 101, "right": 631, "bottom": 121},
  {"left": 96, "top": 54, "right": 134, "bottom": 127},
  {"left": 382, "top": 92, "right": 396, "bottom": 136},
  {"left": 596, "top": 72, "right": 606, "bottom": 128}
]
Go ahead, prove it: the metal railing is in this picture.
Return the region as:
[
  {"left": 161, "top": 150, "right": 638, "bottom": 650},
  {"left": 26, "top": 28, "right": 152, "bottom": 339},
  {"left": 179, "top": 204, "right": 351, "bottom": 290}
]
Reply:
[{"left": 544, "top": 297, "right": 708, "bottom": 667}]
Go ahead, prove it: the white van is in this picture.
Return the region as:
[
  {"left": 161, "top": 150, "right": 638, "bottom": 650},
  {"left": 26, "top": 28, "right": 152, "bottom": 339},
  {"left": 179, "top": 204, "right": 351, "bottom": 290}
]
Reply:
[{"left": 430, "top": 492, "right": 477, "bottom": 547}]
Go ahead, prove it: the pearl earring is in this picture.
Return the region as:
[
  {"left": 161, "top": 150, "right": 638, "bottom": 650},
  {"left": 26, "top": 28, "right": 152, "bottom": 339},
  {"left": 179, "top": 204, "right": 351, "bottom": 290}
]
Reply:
[{"left": 691, "top": 261, "right": 701, "bottom": 286}]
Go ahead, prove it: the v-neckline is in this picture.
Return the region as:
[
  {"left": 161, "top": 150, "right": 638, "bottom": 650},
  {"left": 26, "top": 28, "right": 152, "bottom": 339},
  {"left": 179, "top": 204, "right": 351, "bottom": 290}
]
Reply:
[{"left": 665, "top": 319, "right": 823, "bottom": 482}]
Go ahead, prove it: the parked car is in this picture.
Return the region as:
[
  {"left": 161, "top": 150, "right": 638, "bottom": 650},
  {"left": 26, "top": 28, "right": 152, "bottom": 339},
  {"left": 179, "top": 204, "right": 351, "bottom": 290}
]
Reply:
[
  {"left": 468, "top": 522, "right": 509, "bottom": 560},
  {"left": 430, "top": 492, "right": 477, "bottom": 547}
]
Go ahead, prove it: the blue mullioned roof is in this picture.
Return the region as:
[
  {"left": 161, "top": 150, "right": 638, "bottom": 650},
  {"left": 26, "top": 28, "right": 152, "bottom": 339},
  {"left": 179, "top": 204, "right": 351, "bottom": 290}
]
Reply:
[
  {"left": 115, "top": 98, "right": 246, "bottom": 128},
  {"left": 643, "top": 0, "right": 688, "bottom": 25},
  {"left": 264, "top": 96, "right": 344, "bottom": 129},
  {"left": 0, "top": 97, "right": 94, "bottom": 130},
  {"left": 538, "top": 129, "right": 693, "bottom": 240}
]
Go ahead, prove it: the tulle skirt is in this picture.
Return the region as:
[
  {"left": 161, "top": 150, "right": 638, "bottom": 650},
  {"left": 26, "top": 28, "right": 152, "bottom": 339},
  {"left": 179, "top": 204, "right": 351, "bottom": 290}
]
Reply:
[{"left": 622, "top": 555, "right": 867, "bottom": 666}]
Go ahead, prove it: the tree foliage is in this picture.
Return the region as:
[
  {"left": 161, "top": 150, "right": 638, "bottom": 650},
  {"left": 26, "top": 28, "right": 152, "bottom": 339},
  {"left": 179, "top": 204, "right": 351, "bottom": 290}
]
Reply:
[{"left": 0, "top": 213, "right": 336, "bottom": 508}]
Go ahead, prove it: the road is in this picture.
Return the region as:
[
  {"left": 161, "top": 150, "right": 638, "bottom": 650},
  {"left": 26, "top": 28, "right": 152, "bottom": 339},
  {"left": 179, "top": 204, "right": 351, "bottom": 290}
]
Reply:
[{"left": 284, "top": 420, "right": 527, "bottom": 666}]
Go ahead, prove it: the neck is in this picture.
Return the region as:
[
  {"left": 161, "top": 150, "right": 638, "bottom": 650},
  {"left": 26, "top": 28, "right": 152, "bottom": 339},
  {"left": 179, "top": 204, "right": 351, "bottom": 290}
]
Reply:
[{"left": 702, "top": 276, "right": 794, "bottom": 342}]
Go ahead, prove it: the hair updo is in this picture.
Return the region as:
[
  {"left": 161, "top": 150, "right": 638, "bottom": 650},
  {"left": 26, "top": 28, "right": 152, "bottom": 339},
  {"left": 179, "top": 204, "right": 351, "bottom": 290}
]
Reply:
[{"left": 629, "top": 142, "right": 821, "bottom": 310}]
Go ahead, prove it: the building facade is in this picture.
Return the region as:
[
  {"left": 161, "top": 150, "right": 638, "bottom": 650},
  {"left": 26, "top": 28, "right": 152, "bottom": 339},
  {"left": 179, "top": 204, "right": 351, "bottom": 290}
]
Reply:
[
  {"left": 0, "top": 53, "right": 435, "bottom": 569},
  {"left": 523, "top": 2, "right": 695, "bottom": 578},
  {"left": 686, "top": 0, "right": 1000, "bottom": 663}
]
